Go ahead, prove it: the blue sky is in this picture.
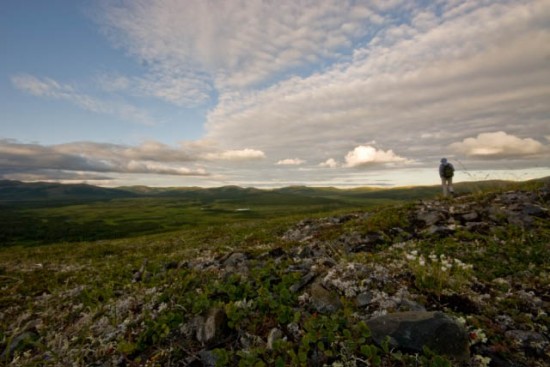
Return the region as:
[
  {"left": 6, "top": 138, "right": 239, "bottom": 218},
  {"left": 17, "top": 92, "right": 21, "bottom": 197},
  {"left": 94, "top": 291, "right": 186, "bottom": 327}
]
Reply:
[{"left": 1, "top": 0, "right": 549, "bottom": 187}]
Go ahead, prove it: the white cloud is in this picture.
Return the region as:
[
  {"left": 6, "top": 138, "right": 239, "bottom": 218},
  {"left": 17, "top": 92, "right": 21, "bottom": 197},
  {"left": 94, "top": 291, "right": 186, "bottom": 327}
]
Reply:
[
  {"left": 7, "top": 1, "right": 550, "bottom": 187},
  {"left": 204, "top": 149, "right": 266, "bottom": 161},
  {"left": 97, "top": 0, "right": 385, "bottom": 101},
  {"left": 202, "top": 0, "right": 550, "bottom": 171},
  {"left": 276, "top": 158, "right": 305, "bottom": 166},
  {"left": 450, "top": 131, "right": 546, "bottom": 158},
  {"left": 319, "top": 158, "right": 339, "bottom": 168},
  {"left": 11, "top": 74, "right": 154, "bottom": 125},
  {"left": 344, "top": 145, "right": 408, "bottom": 167}
]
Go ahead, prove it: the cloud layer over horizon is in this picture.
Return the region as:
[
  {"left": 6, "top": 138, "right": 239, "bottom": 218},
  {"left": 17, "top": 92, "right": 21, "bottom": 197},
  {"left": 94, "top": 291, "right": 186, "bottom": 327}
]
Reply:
[{"left": 2, "top": 0, "right": 549, "bottom": 187}]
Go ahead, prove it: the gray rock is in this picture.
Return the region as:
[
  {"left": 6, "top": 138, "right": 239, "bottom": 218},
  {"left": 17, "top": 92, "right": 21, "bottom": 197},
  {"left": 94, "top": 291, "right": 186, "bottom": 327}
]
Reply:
[
  {"left": 310, "top": 282, "right": 342, "bottom": 314},
  {"left": 198, "top": 350, "right": 218, "bottom": 367},
  {"left": 461, "top": 211, "right": 479, "bottom": 222},
  {"left": 521, "top": 204, "right": 547, "bottom": 217},
  {"left": 505, "top": 330, "right": 547, "bottom": 344},
  {"left": 132, "top": 259, "right": 148, "bottom": 282},
  {"left": 505, "top": 330, "right": 548, "bottom": 356},
  {"left": 425, "top": 225, "right": 454, "bottom": 236},
  {"left": 290, "top": 272, "right": 316, "bottom": 293},
  {"left": 239, "top": 332, "right": 264, "bottom": 349},
  {"left": 196, "top": 308, "right": 228, "bottom": 344},
  {"left": 286, "top": 322, "right": 302, "bottom": 341},
  {"left": 267, "top": 328, "right": 284, "bottom": 350},
  {"left": 222, "top": 252, "right": 248, "bottom": 268},
  {"left": 366, "top": 311, "right": 469, "bottom": 362},
  {"left": 416, "top": 211, "right": 443, "bottom": 227},
  {"left": 399, "top": 299, "right": 427, "bottom": 312},
  {"left": 465, "top": 221, "right": 489, "bottom": 232},
  {"left": 356, "top": 292, "right": 374, "bottom": 307}
]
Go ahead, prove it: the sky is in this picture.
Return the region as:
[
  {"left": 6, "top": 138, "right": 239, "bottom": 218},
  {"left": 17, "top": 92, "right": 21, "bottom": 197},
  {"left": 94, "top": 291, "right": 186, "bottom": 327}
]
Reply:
[{"left": 1, "top": 0, "right": 549, "bottom": 188}]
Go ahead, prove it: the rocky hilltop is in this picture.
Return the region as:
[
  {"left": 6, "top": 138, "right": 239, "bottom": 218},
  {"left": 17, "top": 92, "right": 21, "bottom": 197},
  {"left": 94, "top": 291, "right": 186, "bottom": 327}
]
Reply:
[{"left": 1, "top": 185, "right": 549, "bottom": 366}]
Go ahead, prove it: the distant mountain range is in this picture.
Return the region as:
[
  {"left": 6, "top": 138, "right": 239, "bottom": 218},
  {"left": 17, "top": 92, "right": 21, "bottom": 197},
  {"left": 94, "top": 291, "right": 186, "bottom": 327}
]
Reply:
[
  {"left": 1, "top": 178, "right": 547, "bottom": 203},
  {"left": 0, "top": 180, "right": 137, "bottom": 202}
]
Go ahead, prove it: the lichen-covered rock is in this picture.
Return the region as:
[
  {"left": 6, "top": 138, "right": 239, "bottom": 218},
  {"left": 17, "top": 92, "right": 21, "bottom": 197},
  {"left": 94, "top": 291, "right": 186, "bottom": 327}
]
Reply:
[
  {"left": 310, "top": 282, "right": 342, "bottom": 314},
  {"left": 196, "top": 308, "right": 228, "bottom": 345},
  {"left": 267, "top": 328, "right": 284, "bottom": 350},
  {"left": 366, "top": 311, "right": 469, "bottom": 361}
]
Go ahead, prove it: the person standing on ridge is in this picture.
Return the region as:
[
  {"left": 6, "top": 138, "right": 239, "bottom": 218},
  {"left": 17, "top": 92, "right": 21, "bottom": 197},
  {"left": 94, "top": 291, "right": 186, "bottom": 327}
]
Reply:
[{"left": 439, "top": 158, "right": 455, "bottom": 197}]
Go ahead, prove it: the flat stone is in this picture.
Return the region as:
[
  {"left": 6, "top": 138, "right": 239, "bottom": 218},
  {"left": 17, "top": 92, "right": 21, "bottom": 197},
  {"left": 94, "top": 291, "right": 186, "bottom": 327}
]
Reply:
[
  {"left": 356, "top": 292, "right": 373, "bottom": 307},
  {"left": 461, "top": 212, "right": 479, "bottom": 222},
  {"left": 416, "top": 211, "right": 443, "bottom": 227}
]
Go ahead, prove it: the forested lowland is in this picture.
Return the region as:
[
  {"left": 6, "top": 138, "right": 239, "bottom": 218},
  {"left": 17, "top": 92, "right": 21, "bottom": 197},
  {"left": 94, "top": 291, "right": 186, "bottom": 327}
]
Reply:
[{"left": 0, "top": 179, "right": 517, "bottom": 246}]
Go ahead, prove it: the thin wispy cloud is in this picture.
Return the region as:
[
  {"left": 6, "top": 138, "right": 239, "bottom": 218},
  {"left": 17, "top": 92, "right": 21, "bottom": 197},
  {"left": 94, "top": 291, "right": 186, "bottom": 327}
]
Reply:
[
  {"left": 11, "top": 74, "right": 155, "bottom": 126},
  {"left": 97, "top": 0, "right": 389, "bottom": 97}
]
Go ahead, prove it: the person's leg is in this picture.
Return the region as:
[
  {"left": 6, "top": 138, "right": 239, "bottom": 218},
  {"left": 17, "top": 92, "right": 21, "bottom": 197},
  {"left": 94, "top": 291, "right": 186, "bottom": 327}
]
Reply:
[
  {"left": 448, "top": 177, "right": 454, "bottom": 194},
  {"left": 441, "top": 177, "right": 448, "bottom": 196}
]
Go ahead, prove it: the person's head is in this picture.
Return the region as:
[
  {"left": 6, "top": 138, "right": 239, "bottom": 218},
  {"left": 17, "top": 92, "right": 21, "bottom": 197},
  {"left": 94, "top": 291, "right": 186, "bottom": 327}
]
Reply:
[{"left": 440, "top": 158, "right": 447, "bottom": 164}]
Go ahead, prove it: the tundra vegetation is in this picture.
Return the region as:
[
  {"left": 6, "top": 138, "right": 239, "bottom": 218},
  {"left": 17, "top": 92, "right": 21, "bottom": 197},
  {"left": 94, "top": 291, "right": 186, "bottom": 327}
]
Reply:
[{"left": 0, "top": 179, "right": 548, "bottom": 366}]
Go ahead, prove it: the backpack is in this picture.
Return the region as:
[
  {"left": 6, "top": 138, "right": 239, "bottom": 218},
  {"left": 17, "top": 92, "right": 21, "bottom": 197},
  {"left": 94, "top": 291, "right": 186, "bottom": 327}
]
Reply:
[{"left": 443, "top": 163, "right": 454, "bottom": 178}]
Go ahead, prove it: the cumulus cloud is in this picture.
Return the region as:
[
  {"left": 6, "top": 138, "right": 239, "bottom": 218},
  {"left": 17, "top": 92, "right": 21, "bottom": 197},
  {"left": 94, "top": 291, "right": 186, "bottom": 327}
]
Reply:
[
  {"left": 319, "top": 158, "right": 339, "bottom": 168},
  {"left": 11, "top": 74, "right": 154, "bottom": 125},
  {"left": 276, "top": 158, "right": 305, "bottom": 166},
  {"left": 204, "top": 149, "right": 266, "bottom": 161},
  {"left": 344, "top": 145, "right": 408, "bottom": 167},
  {"left": 450, "top": 131, "right": 546, "bottom": 158}
]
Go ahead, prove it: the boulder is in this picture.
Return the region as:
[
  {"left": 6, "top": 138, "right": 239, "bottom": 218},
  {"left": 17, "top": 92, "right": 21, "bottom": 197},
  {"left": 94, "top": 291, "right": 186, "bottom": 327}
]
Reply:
[{"left": 366, "top": 311, "right": 469, "bottom": 361}]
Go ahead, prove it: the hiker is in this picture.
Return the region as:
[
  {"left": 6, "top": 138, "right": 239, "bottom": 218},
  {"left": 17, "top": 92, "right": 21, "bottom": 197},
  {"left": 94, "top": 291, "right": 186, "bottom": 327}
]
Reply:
[{"left": 439, "top": 158, "right": 454, "bottom": 197}]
